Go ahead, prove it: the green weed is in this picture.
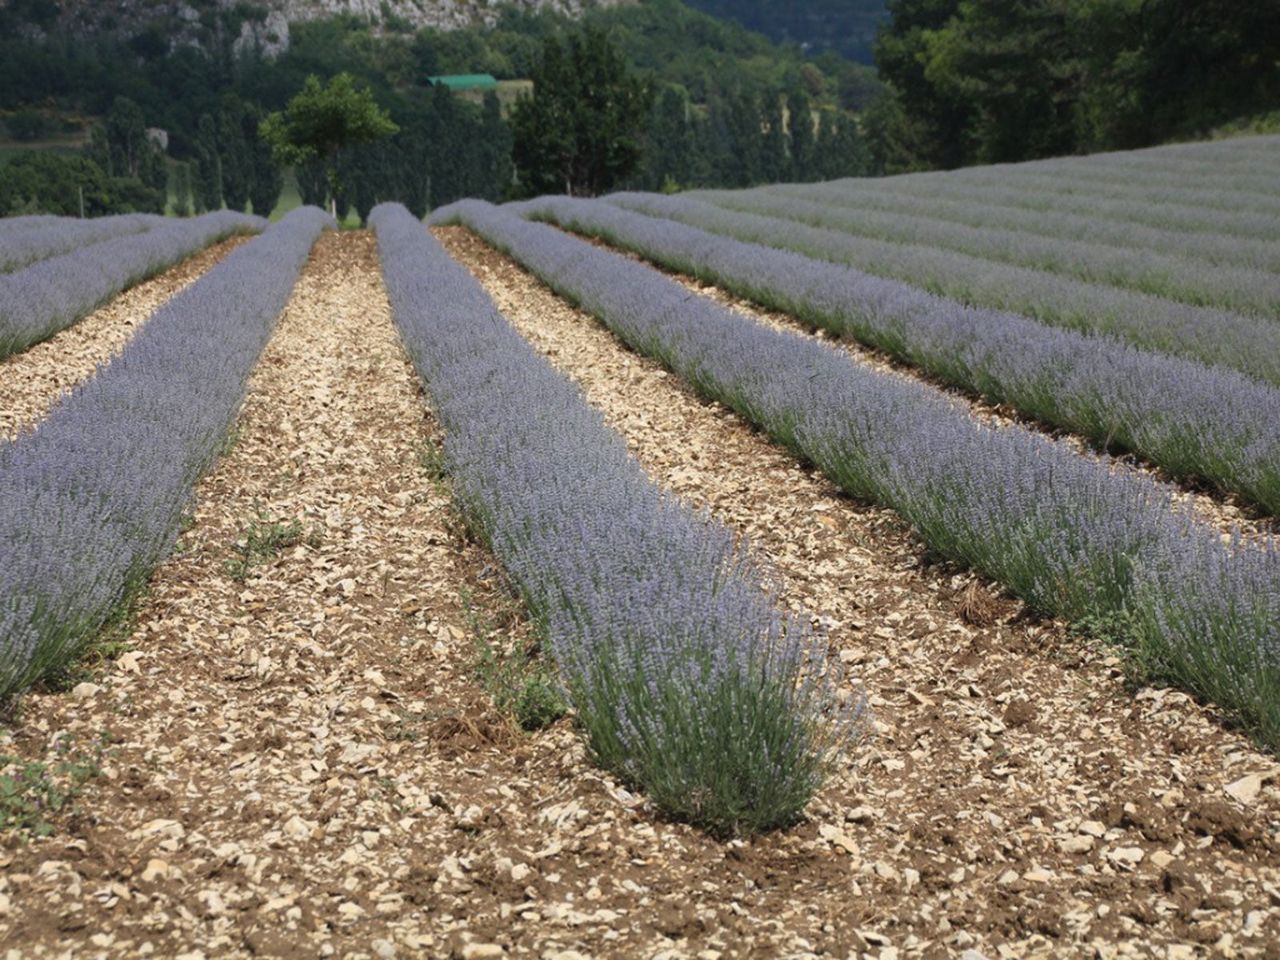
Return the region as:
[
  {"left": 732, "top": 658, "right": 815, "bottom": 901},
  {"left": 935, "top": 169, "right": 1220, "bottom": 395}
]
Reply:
[
  {"left": 464, "top": 595, "right": 567, "bottom": 733},
  {"left": 224, "top": 507, "right": 322, "bottom": 582},
  {"left": 0, "top": 735, "right": 108, "bottom": 839}
]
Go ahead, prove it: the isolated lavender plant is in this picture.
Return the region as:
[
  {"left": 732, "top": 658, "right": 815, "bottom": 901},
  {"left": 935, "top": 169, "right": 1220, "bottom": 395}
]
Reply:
[
  {"left": 608, "top": 192, "right": 1280, "bottom": 385},
  {"left": 0, "top": 210, "right": 264, "bottom": 360},
  {"left": 0, "top": 214, "right": 165, "bottom": 273},
  {"left": 0, "top": 206, "right": 331, "bottom": 699},
  {"left": 372, "top": 203, "right": 858, "bottom": 835},
  {"left": 438, "top": 199, "right": 1280, "bottom": 751},
  {"left": 518, "top": 195, "right": 1280, "bottom": 517}
]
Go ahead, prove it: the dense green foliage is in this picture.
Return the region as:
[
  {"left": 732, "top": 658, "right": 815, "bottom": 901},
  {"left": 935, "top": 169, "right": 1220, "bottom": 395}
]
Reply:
[
  {"left": 511, "top": 29, "right": 651, "bottom": 197},
  {"left": 4, "top": 0, "right": 1265, "bottom": 197},
  {"left": 1, "top": 97, "right": 167, "bottom": 215},
  {"left": 0, "top": 151, "right": 162, "bottom": 216},
  {"left": 260, "top": 72, "right": 399, "bottom": 212},
  {"left": 684, "top": 0, "right": 887, "bottom": 65},
  {"left": 871, "top": 0, "right": 1280, "bottom": 170},
  {"left": 0, "top": 0, "right": 875, "bottom": 207}
]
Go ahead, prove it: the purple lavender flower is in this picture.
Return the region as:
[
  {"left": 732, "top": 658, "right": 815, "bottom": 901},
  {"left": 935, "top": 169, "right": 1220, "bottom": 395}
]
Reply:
[
  {"left": 0, "top": 210, "right": 264, "bottom": 359},
  {"left": 0, "top": 207, "right": 331, "bottom": 698},
  {"left": 373, "top": 203, "right": 858, "bottom": 835},
  {"left": 434, "top": 198, "right": 1280, "bottom": 750}
]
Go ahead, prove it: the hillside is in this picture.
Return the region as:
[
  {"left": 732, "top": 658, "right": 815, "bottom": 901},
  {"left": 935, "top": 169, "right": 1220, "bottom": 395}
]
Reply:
[
  {"left": 8, "top": 0, "right": 635, "bottom": 56},
  {"left": 684, "top": 0, "right": 887, "bottom": 63}
]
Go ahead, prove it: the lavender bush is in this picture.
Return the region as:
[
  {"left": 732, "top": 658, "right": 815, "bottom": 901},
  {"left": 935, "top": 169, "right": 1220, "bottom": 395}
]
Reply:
[
  {"left": 1025, "top": 165, "right": 1277, "bottom": 200},
  {"left": 782, "top": 168, "right": 1279, "bottom": 241},
  {"left": 0, "top": 215, "right": 64, "bottom": 236},
  {"left": 839, "top": 135, "right": 1280, "bottom": 221},
  {"left": 760, "top": 183, "right": 1280, "bottom": 274},
  {"left": 518, "top": 196, "right": 1280, "bottom": 516},
  {"left": 609, "top": 193, "right": 1280, "bottom": 386},
  {"left": 950, "top": 164, "right": 1280, "bottom": 214},
  {"left": 372, "top": 203, "right": 856, "bottom": 835},
  {"left": 0, "top": 210, "right": 263, "bottom": 360},
  {"left": 437, "top": 200, "right": 1280, "bottom": 750},
  {"left": 0, "top": 207, "right": 330, "bottom": 699},
  {"left": 693, "top": 189, "right": 1279, "bottom": 316},
  {"left": 0, "top": 214, "right": 164, "bottom": 273}
]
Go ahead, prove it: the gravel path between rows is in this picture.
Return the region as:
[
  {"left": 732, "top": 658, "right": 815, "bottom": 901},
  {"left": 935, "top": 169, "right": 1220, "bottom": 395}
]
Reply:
[
  {"left": 561, "top": 227, "right": 1273, "bottom": 538},
  {"left": 0, "top": 234, "right": 249, "bottom": 441},
  {"left": 1, "top": 229, "right": 1277, "bottom": 960},
  {"left": 435, "top": 224, "right": 1280, "bottom": 958}
]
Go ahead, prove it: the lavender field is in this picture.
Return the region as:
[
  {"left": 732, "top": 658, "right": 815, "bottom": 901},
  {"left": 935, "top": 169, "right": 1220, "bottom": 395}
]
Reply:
[{"left": 1, "top": 136, "right": 1278, "bottom": 958}]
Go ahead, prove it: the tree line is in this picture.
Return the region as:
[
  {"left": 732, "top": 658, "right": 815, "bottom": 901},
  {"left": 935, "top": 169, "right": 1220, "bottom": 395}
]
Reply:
[
  {"left": 867, "top": 0, "right": 1280, "bottom": 171},
  {"left": 3, "top": 20, "right": 872, "bottom": 219}
]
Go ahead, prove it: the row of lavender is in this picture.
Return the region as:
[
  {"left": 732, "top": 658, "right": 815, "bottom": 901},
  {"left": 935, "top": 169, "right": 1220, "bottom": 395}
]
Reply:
[
  {"left": 945, "top": 157, "right": 1280, "bottom": 213},
  {"left": 826, "top": 174, "right": 1279, "bottom": 241},
  {"left": 1039, "top": 146, "right": 1280, "bottom": 195},
  {"left": 757, "top": 146, "right": 1280, "bottom": 274},
  {"left": 0, "top": 213, "right": 166, "bottom": 274},
  {"left": 692, "top": 187, "right": 1279, "bottom": 316},
  {"left": 0, "top": 207, "right": 331, "bottom": 699},
  {"left": 437, "top": 200, "right": 1280, "bottom": 751},
  {"left": 936, "top": 166, "right": 1280, "bottom": 219},
  {"left": 609, "top": 193, "right": 1280, "bottom": 387},
  {"left": 839, "top": 136, "right": 1280, "bottom": 230},
  {"left": 0, "top": 210, "right": 264, "bottom": 361},
  {"left": 517, "top": 196, "right": 1280, "bottom": 516},
  {"left": 371, "top": 203, "right": 854, "bottom": 835},
  {"left": 758, "top": 181, "right": 1280, "bottom": 275},
  {"left": 1017, "top": 133, "right": 1279, "bottom": 175}
]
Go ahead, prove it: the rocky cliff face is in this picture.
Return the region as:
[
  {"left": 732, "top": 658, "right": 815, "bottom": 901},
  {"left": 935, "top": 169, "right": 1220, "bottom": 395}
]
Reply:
[{"left": 49, "top": 0, "right": 632, "bottom": 58}]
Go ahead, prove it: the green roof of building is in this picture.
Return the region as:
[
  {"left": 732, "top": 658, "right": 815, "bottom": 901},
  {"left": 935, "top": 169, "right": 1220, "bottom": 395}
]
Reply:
[{"left": 428, "top": 74, "right": 499, "bottom": 90}]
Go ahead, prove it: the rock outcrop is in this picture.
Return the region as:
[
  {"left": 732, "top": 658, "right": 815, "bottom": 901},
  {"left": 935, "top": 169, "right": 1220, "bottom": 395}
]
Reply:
[{"left": 50, "top": 0, "right": 634, "bottom": 58}]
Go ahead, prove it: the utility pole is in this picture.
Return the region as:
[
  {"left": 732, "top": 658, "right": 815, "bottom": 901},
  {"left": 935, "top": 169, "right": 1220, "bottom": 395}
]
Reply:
[{"left": 78, "top": 185, "right": 85, "bottom": 219}]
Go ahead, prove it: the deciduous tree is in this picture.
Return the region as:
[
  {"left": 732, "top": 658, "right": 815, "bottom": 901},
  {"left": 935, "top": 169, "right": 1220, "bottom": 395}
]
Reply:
[{"left": 260, "top": 72, "right": 398, "bottom": 216}]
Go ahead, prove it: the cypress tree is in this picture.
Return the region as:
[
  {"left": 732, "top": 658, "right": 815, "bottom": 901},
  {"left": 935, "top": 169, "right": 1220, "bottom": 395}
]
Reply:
[
  {"left": 296, "top": 158, "right": 328, "bottom": 208},
  {"left": 193, "top": 113, "right": 222, "bottom": 211},
  {"left": 812, "top": 110, "right": 871, "bottom": 181},
  {"left": 174, "top": 161, "right": 193, "bottom": 217},
  {"left": 218, "top": 96, "right": 251, "bottom": 212},
  {"left": 245, "top": 103, "right": 283, "bottom": 217},
  {"left": 724, "top": 90, "right": 763, "bottom": 187},
  {"left": 761, "top": 92, "right": 788, "bottom": 184},
  {"left": 478, "top": 91, "right": 513, "bottom": 202},
  {"left": 787, "top": 91, "right": 815, "bottom": 182},
  {"left": 641, "top": 86, "right": 696, "bottom": 191}
]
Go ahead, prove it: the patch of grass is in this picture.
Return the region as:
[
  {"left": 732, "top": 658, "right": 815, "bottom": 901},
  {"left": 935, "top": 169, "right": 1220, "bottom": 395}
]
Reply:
[
  {"left": 1068, "top": 608, "right": 1149, "bottom": 685},
  {"left": 218, "top": 424, "right": 243, "bottom": 457},
  {"left": 414, "top": 437, "right": 450, "bottom": 490},
  {"left": 0, "top": 735, "right": 108, "bottom": 839},
  {"left": 224, "top": 507, "right": 321, "bottom": 582},
  {"left": 463, "top": 595, "right": 567, "bottom": 733}
]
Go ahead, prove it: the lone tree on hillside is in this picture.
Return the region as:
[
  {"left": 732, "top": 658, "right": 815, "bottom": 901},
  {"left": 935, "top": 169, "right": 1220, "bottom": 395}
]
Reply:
[
  {"left": 511, "top": 27, "right": 651, "bottom": 197},
  {"left": 260, "top": 73, "right": 398, "bottom": 217}
]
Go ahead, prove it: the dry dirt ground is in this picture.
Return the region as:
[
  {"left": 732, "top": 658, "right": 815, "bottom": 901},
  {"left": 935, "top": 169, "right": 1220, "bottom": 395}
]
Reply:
[
  {"left": 0, "top": 228, "right": 1277, "bottom": 960},
  {"left": 0, "top": 235, "right": 249, "bottom": 441}
]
